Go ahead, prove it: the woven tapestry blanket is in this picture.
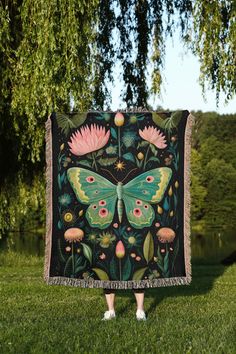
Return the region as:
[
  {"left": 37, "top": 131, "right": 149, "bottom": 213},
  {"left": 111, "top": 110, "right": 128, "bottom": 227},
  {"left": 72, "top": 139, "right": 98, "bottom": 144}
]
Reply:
[{"left": 44, "top": 110, "right": 194, "bottom": 289}]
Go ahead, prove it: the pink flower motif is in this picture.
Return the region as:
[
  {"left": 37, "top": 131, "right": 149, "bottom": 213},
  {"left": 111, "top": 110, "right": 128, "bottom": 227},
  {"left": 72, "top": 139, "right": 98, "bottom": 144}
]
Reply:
[
  {"left": 115, "top": 240, "right": 125, "bottom": 259},
  {"left": 99, "top": 252, "right": 106, "bottom": 260},
  {"left": 68, "top": 124, "right": 110, "bottom": 156},
  {"left": 99, "top": 200, "right": 106, "bottom": 206},
  {"left": 139, "top": 126, "right": 167, "bottom": 149},
  {"left": 113, "top": 223, "right": 119, "bottom": 228}
]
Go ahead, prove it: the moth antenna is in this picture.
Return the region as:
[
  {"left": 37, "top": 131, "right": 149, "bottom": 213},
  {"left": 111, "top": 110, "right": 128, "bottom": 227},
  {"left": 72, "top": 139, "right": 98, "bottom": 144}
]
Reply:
[
  {"left": 100, "top": 168, "right": 119, "bottom": 183},
  {"left": 121, "top": 168, "right": 138, "bottom": 183}
]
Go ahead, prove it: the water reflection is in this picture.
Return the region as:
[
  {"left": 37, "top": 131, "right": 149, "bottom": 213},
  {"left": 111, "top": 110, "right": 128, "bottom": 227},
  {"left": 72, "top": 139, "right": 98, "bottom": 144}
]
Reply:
[
  {"left": 0, "top": 229, "right": 235, "bottom": 264},
  {"left": 0, "top": 231, "right": 45, "bottom": 257},
  {"left": 191, "top": 229, "right": 235, "bottom": 264}
]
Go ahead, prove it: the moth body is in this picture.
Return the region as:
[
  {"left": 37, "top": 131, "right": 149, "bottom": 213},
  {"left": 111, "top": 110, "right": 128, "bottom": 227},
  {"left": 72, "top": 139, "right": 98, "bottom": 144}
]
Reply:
[{"left": 117, "top": 182, "right": 123, "bottom": 222}]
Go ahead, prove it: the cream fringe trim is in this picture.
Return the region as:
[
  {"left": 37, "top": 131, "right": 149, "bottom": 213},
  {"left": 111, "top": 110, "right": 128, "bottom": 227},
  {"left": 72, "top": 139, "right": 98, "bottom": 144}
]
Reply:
[{"left": 44, "top": 111, "right": 195, "bottom": 288}]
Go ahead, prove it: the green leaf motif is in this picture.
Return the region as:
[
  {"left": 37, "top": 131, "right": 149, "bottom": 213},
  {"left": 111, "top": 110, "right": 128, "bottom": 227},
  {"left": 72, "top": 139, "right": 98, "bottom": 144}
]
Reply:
[
  {"left": 148, "top": 156, "right": 160, "bottom": 163},
  {"left": 152, "top": 113, "right": 164, "bottom": 127},
  {"left": 56, "top": 113, "right": 87, "bottom": 136},
  {"left": 57, "top": 238, "right": 66, "bottom": 263},
  {"left": 157, "top": 246, "right": 163, "bottom": 266},
  {"left": 149, "top": 143, "right": 157, "bottom": 155},
  {"left": 122, "top": 256, "right": 132, "bottom": 280},
  {"left": 171, "top": 238, "right": 179, "bottom": 272},
  {"left": 174, "top": 194, "right": 178, "bottom": 208},
  {"left": 58, "top": 174, "right": 61, "bottom": 189},
  {"left": 143, "top": 231, "right": 154, "bottom": 264},
  {"left": 164, "top": 250, "right": 169, "bottom": 273},
  {"left": 110, "top": 127, "right": 117, "bottom": 139},
  {"left": 110, "top": 256, "right": 118, "bottom": 280},
  {"left": 92, "top": 268, "right": 109, "bottom": 280},
  {"left": 75, "top": 259, "right": 87, "bottom": 274},
  {"left": 98, "top": 157, "right": 117, "bottom": 166},
  {"left": 60, "top": 171, "right": 66, "bottom": 184},
  {"left": 81, "top": 243, "right": 92, "bottom": 264},
  {"left": 138, "top": 140, "right": 149, "bottom": 148},
  {"left": 163, "top": 197, "right": 169, "bottom": 211},
  {"left": 72, "top": 113, "right": 88, "bottom": 128},
  {"left": 135, "top": 157, "right": 142, "bottom": 168},
  {"left": 77, "top": 160, "right": 92, "bottom": 167},
  {"left": 57, "top": 220, "right": 63, "bottom": 230},
  {"left": 152, "top": 111, "right": 183, "bottom": 131},
  {"left": 164, "top": 111, "right": 182, "bottom": 129},
  {"left": 132, "top": 267, "right": 148, "bottom": 280},
  {"left": 64, "top": 256, "right": 73, "bottom": 276},
  {"left": 95, "top": 148, "right": 104, "bottom": 157},
  {"left": 123, "top": 152, "right": 135, "bottom": 162}
]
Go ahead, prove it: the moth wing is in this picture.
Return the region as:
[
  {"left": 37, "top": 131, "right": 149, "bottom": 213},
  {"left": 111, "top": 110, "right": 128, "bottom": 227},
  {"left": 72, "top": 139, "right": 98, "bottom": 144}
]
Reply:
[
  {"left": 86, "top": 195, "right": 117, "bottom": 229},
  {"left": 123, "top": 167, "right": 172, "bottom": 203},
  {"left": 67, "top": 167, "right": 116, "bottom": 204},
  {"left": 123, "top": 194, "right": 154, "bottom": 229}
]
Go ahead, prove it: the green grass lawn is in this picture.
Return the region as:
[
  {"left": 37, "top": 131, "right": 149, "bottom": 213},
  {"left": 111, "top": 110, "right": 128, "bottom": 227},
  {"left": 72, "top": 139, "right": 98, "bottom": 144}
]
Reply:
[{"left": 0, "top": 252, "right": 235, "bottom": 354}]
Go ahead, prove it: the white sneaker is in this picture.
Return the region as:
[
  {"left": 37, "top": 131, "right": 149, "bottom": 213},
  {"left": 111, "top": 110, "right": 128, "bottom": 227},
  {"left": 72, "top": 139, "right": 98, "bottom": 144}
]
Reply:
[
  {"left": 102, "top": 310, "right": 116, "bottom": 321},
  {"left": 136, "top": 309, "right": 146, "bottom": 321}
]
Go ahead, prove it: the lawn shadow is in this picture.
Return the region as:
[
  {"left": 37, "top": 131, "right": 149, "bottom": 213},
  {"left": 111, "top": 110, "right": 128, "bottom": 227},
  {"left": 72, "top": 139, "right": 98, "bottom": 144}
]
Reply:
[{"left": 114, "top": 262, "right": 228, "bottom": 317}]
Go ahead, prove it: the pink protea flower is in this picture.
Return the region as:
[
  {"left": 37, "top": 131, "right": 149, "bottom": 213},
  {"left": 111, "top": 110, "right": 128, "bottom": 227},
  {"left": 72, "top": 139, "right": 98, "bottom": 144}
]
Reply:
[
  {"left": 139, "top": 126, "right": 167, "bottom": 149},
  {"left": 68, "top": 124, "right": 110, "bottom": 156}
]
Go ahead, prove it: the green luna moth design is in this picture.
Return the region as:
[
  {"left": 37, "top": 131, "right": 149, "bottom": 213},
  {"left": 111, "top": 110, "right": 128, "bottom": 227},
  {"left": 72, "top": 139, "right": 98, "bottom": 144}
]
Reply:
[{"left": 67, "top": 167, "right": 172, "bottom": 230}]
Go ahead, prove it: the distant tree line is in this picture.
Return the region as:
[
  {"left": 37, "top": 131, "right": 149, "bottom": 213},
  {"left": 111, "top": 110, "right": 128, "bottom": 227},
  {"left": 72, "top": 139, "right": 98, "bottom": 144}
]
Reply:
[{"left": 191, "top": 111, "right": 236, "bottom": 228}]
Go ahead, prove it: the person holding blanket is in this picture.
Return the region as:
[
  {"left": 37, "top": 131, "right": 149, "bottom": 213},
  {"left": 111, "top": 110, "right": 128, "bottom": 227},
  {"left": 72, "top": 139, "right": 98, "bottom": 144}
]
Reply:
[{"left": 102, "top": 288, "right": 146, "bottom": 321}]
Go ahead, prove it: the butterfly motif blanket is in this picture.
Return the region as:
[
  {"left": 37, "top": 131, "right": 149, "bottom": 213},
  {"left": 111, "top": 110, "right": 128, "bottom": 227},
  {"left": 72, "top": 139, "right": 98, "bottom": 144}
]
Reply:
[{"left": 44, "top": 110, "right": 194, "bottom": 289}]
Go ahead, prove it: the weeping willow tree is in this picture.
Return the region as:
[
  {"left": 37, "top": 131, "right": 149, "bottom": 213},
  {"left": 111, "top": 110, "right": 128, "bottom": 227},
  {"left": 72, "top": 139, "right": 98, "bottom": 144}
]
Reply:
[
  {"left": 0, "top": 0, "right": 99, "bottom": 234},
  {"left": 0, "top": 0, "right": 235, "bottom": 234}
]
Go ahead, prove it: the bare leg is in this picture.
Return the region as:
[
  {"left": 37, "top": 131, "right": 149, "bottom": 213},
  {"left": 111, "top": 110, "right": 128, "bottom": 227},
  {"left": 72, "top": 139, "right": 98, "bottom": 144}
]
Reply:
[
  {"left": 104, "top": 293, "right": 115, "bottom": 311},
  {"left": 134, "top": 292, "right": 145, "bottom": 311}
]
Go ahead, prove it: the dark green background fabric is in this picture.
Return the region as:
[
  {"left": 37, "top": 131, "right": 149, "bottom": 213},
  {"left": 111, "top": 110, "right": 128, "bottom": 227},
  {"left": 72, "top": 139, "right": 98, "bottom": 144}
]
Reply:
[{"left": 46, "top": 111, "right": 191, "bottom": 288}]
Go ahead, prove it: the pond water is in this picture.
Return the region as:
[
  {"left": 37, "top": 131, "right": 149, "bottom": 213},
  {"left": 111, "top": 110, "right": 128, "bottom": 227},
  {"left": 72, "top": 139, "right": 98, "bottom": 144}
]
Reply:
[{"left": 0, "top": 228, "right": 235, "bottom": 264}]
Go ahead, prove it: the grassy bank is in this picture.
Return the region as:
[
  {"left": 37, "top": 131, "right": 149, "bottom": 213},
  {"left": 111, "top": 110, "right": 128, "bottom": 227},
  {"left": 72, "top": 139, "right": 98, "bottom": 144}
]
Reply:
[{"left": 0, "top": 252, "right": 235, "bottom": 354}]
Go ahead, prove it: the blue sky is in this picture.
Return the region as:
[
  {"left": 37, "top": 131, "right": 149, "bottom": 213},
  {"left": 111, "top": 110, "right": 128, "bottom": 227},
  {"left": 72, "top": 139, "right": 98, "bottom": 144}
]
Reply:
[{"left": 111, "top": 32, "right": 236, "bottom": 114}]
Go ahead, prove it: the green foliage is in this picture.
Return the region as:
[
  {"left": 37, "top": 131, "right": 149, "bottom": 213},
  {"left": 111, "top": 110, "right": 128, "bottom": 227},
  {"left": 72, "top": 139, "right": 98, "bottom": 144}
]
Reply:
[
  {"left": 191, "top": 148, "right": 207, "bottom": 220},
  {"left": 0, "top": 0, "right": 99, "bottom": 162},
  {"left": 0, "top": 172, "right": 45, "bottom": 235},
  {"left": 191, "top": 111, "right": 236, "bottom": 228},
  {"left": 192, "top": 0, "right": 236, "bottom": 101},
  {"left": 0, "top": 0, "right": 98, "bottom": 236},
  {"left": 203, "top": 158, "right": 236, "bottom": 227}
]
